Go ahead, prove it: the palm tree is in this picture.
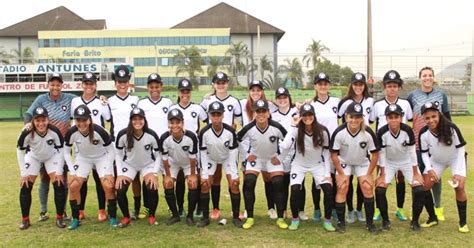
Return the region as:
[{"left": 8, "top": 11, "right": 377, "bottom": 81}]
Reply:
[
  {"left": 225, "top": 42, "right": 250, "bottom": 77},
  {"left": 207, "top": 57, "right": 222, "bottom": 81},
  {"left": 174, "top": 45, "right": 204, "bottom": 90},
  {"left": 258, "top": 55, "right": 273, "bottom": 81},
  {"left": 303, "top": 39, "right": 329, "bottom": 71},
  {"left": 278, "top": 58, "right": 304, "bottom": 89},
  {"left": 11, "top": 47, "right": 36, "bottom": 64},
  {"left": 0, "top": 49, "right": 13, "bottom": 64}
]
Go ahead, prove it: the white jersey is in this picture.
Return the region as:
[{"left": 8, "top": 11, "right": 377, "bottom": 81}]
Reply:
[
  {"left": 201, "top": 95, "right": 242, "bottom": 126},
  {"left": 71, "top": 96, "right": 111, "bottom": 126},
  {"left": 115, "top": 128, "right": 160, "bottom": 170},
  {"left": 64, "top": 124, "right": 113, "bottom": 159},
  {"left": 338, "top": 97, "right": 374, "bottom": 125},
  {"left": 138, "top": 97, "right": 173, "bottom": 137},
  {"left": 199, "top": 123, "right": 238, "bottom": 164},
  {"left": 160, "top": 130, "right": 198, "bottom": 167},
  {"left": 311, "top": 96, "right": 340, "bottom": 135},
  {"left": 170, "top": 102, "right": 208, "bottom": 134},
  {"left": 279, "top": 126, "right": 331, "bottom": 172},
  {"left": 419, "top": 124, "right": 466, "bottom": 170},
  {"left": 237, "top": 120, "right": 287, "bottom": 161},
  {"left": 370, "top": 97, "right": 413, "bottom": 131},
  {"left": 377, "top": 123, "right": 417, "bottom": 167},
  {"left": 17, "top": 124, "right": 64, "bottom": 163},
  {"left": 108, "top": 94, "right": 139, "bottom": 141},
  {"left": 271, "top": 107, "right": 298, "bottom": 130},
  {"left": 330, "top": 123, "right": 378, "bottom": 166}
]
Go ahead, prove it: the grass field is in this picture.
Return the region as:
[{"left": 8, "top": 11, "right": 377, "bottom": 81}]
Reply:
[{"left": 1, "top": 117, "right": 473, "bottom": 247}]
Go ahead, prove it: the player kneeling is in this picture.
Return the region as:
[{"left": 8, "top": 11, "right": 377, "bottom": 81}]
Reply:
[
  {"left": 64, "top": 105, "right": 117, "bottom": 229},
  {"left": 198, "top": 101, "right": 243, "bottom": 228},
  {"left": 278, "top": 104, "right": 335, "bottom": 231},
  {"left": 419, "top": 102, "right": 469, "bottom": 233},
  {"left": 161, "top": 109, "right": 200, "bottom": 226},
  {"left": 330, "top": 102, "right": 379, "bottom": 233},
  {"left": 375, "top": 104, "right": 424, "bottom": 231},
  {"left": 17, "top": 107, "right": 67, "bottom": 230},
  {"left": 115, "top": 108, "right": 161, "bottom": 227}
]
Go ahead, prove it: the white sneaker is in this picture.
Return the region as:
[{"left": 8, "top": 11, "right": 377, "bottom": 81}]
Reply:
[
  {"left": 355, "top": 210, "right": 366, "bottom": 222},
  {"left": 347, "top": 210, "right": 356, "bottom": 224},
  {"left": 298, "top": 211, "right": 309, "bottom": 221},
  {"left": 268, "top": 208, "right": 278, "bottom": 219}
]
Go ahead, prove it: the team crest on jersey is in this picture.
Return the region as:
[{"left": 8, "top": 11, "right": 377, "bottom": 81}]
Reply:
[
  {"left": 145, "top": 144, "right": 151, "bottom": 150},
  {"left": 402, "top": 141, "right": 408, "bottom": 147},
  {"left": 131, "top": 104, "right": 137, "bottom": 109},
  {"left": 122, "top": 168, "right": 128, "bottom": 173},
  {"left": 359, "top": 141, "right": 367, "bottom": 148},
  {"left": 446, "top": 140, "right": 452, "bottom": 146},
  {"left": 332, "top": 106, "right": 337, "bottom": 113},
  {"left": 224, "top": 140, "right": 230, "bottom": 147},
  {"left": 73, "top": 164, "right": 79, "bottom": 171},
  {"left": 25, "top": 163, "right": 30, "bottom": 169},
  {"left": 92, "top": 140, "right": 100, "bottom": 145},
  {"left": 208, "top": 163, "right": 212, "bottom": 169},
  {"left": 291, "top": 173, "right": 297, "bottom": 179},
  {"left": 191, "top": 112, "right": 197, "bottom": 118},
  {"left": 162, "top": 107, "right": 168, "bottom": 113},
  {"left": 182, "top": 146, "right": 190, "bottom": 151},
  {"left": 269, "top": 136, "right": 277, "bottom": 143},
  {"left": 92, "top": 109, "right": 99, "bottom": 116},
  {"left": 366, "top": 107, "right": 370, "bottom": 114},
  {"left": 47, "top": 139, "right": 54, "bottom": 145},
  {"left": 61, "top": 105, "right": 67, "bottom": 111},
  {"left": 250, "top": 161, "right": 256, "bottom": 167},
  {"left": 227, "top": 105, "right": 233, "bottom": 111}
]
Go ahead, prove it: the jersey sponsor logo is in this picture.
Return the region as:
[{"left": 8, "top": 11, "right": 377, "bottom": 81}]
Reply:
[
  {"left": 162, "top": 107, "right": 168, "bottom": 113},
  {"left": 61, "top": 105, "right": 68, "bottom": 111},
  {"left": 47, "top": 139, "right": 54, "bottom": 145},
  {"left": 291, "top": 173, "right": 297, "bottom": 179},
  {"left": 332, "top": 107, "right": 337, "bottom": 113},
  {"left": 182, "top": 145, "right": 190, "bottom": 151},
  {"left": 227, "top": 105, "right": 233, "bottom": 111},
  {"left": 92, "top": 139, "right": 100, "bottom": 145},
  {"left": 92, "top": 109, "right": 99, "bottom": 116},
  {"left": 191, "top": 111, "right": 197, "bottom": 118},
  {"left": 25, "top": 163, "right": 30, "bottom": 169},
  {"left": 73, "top": 164, "right": 79, "bottom": 171},
  {"left": 122, "top": 167, "right": 128, "bottom": 173},
  {"left": 359, "top": 141, "right": 367, "bottom": 148},
  {"left": 224, "top": 140, "right": 230, "bottom": 147},
  {"left": 145, "top": 144, "right": 151, "bottom": 150},
  {"left": 269, "top": 136, "right": 277, "bottom": 143}
]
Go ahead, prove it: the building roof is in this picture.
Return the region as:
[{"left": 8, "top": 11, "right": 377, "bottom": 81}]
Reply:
[
  {"left": 0, "top": 6, "right": 106, "bottom": 37},
  {"left": 172, "top": 2, "right": 285, "bottom": 41}
]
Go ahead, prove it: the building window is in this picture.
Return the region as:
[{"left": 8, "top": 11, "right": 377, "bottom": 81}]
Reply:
[{"left": 211, "top": 36, "right": 218, "bottom": 45}]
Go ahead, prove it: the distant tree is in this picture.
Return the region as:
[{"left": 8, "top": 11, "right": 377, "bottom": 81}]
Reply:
[
  {"left": 463, "top": 62, "right": 471, "bottom": 88},
  {"left": 0, "top": 49, "right": 13, "bottom": 64},
  {"left": 207, "top": 57, "right": 223, "bottom": 81},
  {"left": 174, "top": 45, "right": 204, "bottom": 90},
  {"left": 225, "top": 41, "right": 250, "bottom": 79},
  {"left": 278, "top": 58, "right": 304, "bottom": 88},
  {"left": 11, "top": 47, "right": 35, "bottom": 64},
  {"left": 308, "top": 59, "right": 354, "bottom": 86},
  {"left": 303, "top": 39, "right": 329, "bottom": 71}
]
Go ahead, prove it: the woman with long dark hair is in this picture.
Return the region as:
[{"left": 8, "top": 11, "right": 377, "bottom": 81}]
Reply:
[
  {"left": 16, "top": 106, "right": 67, "bottom": 230},
  {"left": 64, "top": 105, "right": 117, "bottom": 230},
  {"left": 278, "top": 103, "right": 335, "bottom": 231},
  {"left": 114, "top": 108, "right": 160, "bottom": 227},
  {"left": 418, "top": 102, "right": 468, "bottom": 233}
]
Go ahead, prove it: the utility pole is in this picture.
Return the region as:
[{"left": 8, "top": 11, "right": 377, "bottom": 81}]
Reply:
[{"left": 367, "top": 0, "right": 374, "bottom": 94}]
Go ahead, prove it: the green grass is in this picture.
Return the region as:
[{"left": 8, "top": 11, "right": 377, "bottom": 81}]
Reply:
[{"left": 1, "top": 117, "right": 473, "bottom": 247}]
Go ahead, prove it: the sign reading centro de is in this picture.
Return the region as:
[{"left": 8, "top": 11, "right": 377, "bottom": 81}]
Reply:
[{"left": 0, "top": 64, "right": 98, "bottom": 74}]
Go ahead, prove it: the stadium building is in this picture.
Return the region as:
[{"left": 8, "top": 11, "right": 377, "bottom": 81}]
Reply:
[{"left": 0, "top": 2, "right": 285, "bottom": 93}]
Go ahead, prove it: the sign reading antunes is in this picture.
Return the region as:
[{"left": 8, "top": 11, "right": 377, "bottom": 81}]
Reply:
[{"left": 0, "top": 64, "right": 99, "bottom": 74}]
